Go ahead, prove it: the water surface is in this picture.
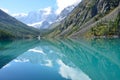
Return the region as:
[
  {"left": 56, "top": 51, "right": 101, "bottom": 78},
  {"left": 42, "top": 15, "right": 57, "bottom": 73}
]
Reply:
[{"left": 0, "top": 39, "right": 120, "bottom": 80}]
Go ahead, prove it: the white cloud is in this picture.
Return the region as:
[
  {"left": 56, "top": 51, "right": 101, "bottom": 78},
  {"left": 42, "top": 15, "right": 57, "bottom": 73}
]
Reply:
[
  {"left": 43, "top": 7, "right": 52, "bottom": 15},
  {"left": 14, "top": 59, "right": 29, "bottom": 63},
  {"left": 12, "top": 7, "right": 52, "bottom": 18},
  {"left": 12, "top": 13, "right": 28, "bottom": 17},
  {"left": 39, "top": 7, "right": 52, "bottom": 15},
  {"left": 57, "top": 60, "right": 91, "bottom": 80},
  {"left": 28, "top": 48, "right": 45, "bottom": 55},
  {"left": 44, "top": 60, "right": 53, "bottom": 67},
  {"left": 56, "top": 0, "right": 81, "bottom": 14},
  {"left": 0, "top": 8, "right": 9, "bottom": 13}
]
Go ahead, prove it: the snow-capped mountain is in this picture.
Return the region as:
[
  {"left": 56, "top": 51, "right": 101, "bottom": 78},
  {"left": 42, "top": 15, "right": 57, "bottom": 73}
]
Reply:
[
  {"left": 13, "top": 5, "right": 75, "bottom": 29},
  {"left": 56, "top": 5, "right": 75, "bottom": 22},
  {"left": 13, "top": 7, "right": 57, "bottom": 29}
]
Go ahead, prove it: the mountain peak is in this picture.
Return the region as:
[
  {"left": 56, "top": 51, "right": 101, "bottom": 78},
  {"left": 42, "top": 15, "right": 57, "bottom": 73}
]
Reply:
[{"left": 13, "top": 5, "right": 76, "bottom": 30}]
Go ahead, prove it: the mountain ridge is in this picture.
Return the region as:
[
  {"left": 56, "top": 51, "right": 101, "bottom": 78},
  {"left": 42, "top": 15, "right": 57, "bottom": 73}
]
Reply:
[
  {"left": 13, "top": 5, "right": 75, "bottom": 30},
  {"left": 45, "top": 0, "right": 120, "bottom": 38},
  {"left": 0, "top": 9, "right": 40, "bottom": 40}
]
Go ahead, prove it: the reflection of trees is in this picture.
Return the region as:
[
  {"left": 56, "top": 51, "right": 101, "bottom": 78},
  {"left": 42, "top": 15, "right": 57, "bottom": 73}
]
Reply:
[
  {"left": 86, "top": 38, "right": 120, "bottom": 67},
  {"left": 0, "top": 40, "right": 41, "bottom": 69},
  {"left": 72, "top": 39, "right": 119, "bottom": 65},
  {"left": 0, "top": 40, "right": 13, "bottom": 50}
]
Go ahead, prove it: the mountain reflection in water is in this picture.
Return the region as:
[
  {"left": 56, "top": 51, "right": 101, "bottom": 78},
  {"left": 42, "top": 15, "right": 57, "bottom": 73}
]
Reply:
[{"left": 0, "top": 38, "right": 120, "bottom": 80}]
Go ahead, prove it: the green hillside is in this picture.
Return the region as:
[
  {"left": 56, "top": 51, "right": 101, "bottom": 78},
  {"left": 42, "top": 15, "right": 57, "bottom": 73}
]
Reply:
[
  {"left": 0, "top": 9, "right": 40, "bottom": 40},
  {"left": 45, "top": 0, "right": 120, "bottom": 38}
]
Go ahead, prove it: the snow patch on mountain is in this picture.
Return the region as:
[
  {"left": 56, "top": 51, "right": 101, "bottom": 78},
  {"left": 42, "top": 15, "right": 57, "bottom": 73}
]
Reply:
[
  {"left": 12, "top": 13, "right": 28, "bottom": 17},
  {"left": 28, "top": 21, "right": 43, "bottom": 28},
  {"left": 13, "top": 5, "right": 76, "bottom": 29},
  {"left": 56, "top": 5, "right": 75, "bottom": 22}
]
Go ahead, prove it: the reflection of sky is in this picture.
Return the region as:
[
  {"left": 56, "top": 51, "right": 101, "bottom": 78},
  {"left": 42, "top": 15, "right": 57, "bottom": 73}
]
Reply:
[
  {"left": 6, "top": 46, "right": 91, "bottom": 80},
  {"left": 41, "top": 60, "right": 53, "bottom": 67},
  {"left": 57, "top": 60, "right": 91, "bottom": 80},
  {"left": 14, "top": 59, "right": 29, "bottom": 63},
  {"left": 28, "top": 48, "right": 45, "bottom": 55},
  {"left": 3, "top": 64, "right": 11, "bottom": 69},
  {"left": 1, "top": 39, "right": 120, "bottom": 80}
]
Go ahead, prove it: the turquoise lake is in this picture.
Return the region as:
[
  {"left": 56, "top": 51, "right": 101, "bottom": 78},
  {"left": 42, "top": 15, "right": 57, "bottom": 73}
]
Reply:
[{"left": 0, "top": 38, "right": 120, "bottom": 80}]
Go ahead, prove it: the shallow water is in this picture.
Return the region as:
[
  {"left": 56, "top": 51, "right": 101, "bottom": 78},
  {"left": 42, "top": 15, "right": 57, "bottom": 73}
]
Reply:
[{"left": 0, "top": 39, "right": 120, "bottom": 80}]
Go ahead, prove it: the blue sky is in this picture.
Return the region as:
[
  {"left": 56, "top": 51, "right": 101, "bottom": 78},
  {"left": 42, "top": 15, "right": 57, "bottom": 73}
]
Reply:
[
  {"left": 0, "top": 0, "right": 81, "bottom": 14},
  {"left": 0, "top": 0, "right": 57, "bottom": 14}
]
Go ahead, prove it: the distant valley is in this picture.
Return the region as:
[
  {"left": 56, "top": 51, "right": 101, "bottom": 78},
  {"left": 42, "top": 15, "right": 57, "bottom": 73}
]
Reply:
[
  {"left": 13, "top": 5, "right": 75, "bottom": 30},
  {"left": 0, "top": 10, "right": 40, "bottom": 40}
]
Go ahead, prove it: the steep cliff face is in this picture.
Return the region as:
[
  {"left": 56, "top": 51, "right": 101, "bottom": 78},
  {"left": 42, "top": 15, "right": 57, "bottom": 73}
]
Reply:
[{"left": 46, "top": 0, "right": 120, "bottom": 38}]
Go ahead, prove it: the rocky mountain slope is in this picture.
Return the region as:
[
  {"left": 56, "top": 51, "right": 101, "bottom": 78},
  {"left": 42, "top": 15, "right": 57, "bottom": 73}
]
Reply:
[
  {"left": 0, "top": 10, "right": 40, "bottom": 40},
  {"left": 46, "top": 0, "right": 120, "bottom": 38}
]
